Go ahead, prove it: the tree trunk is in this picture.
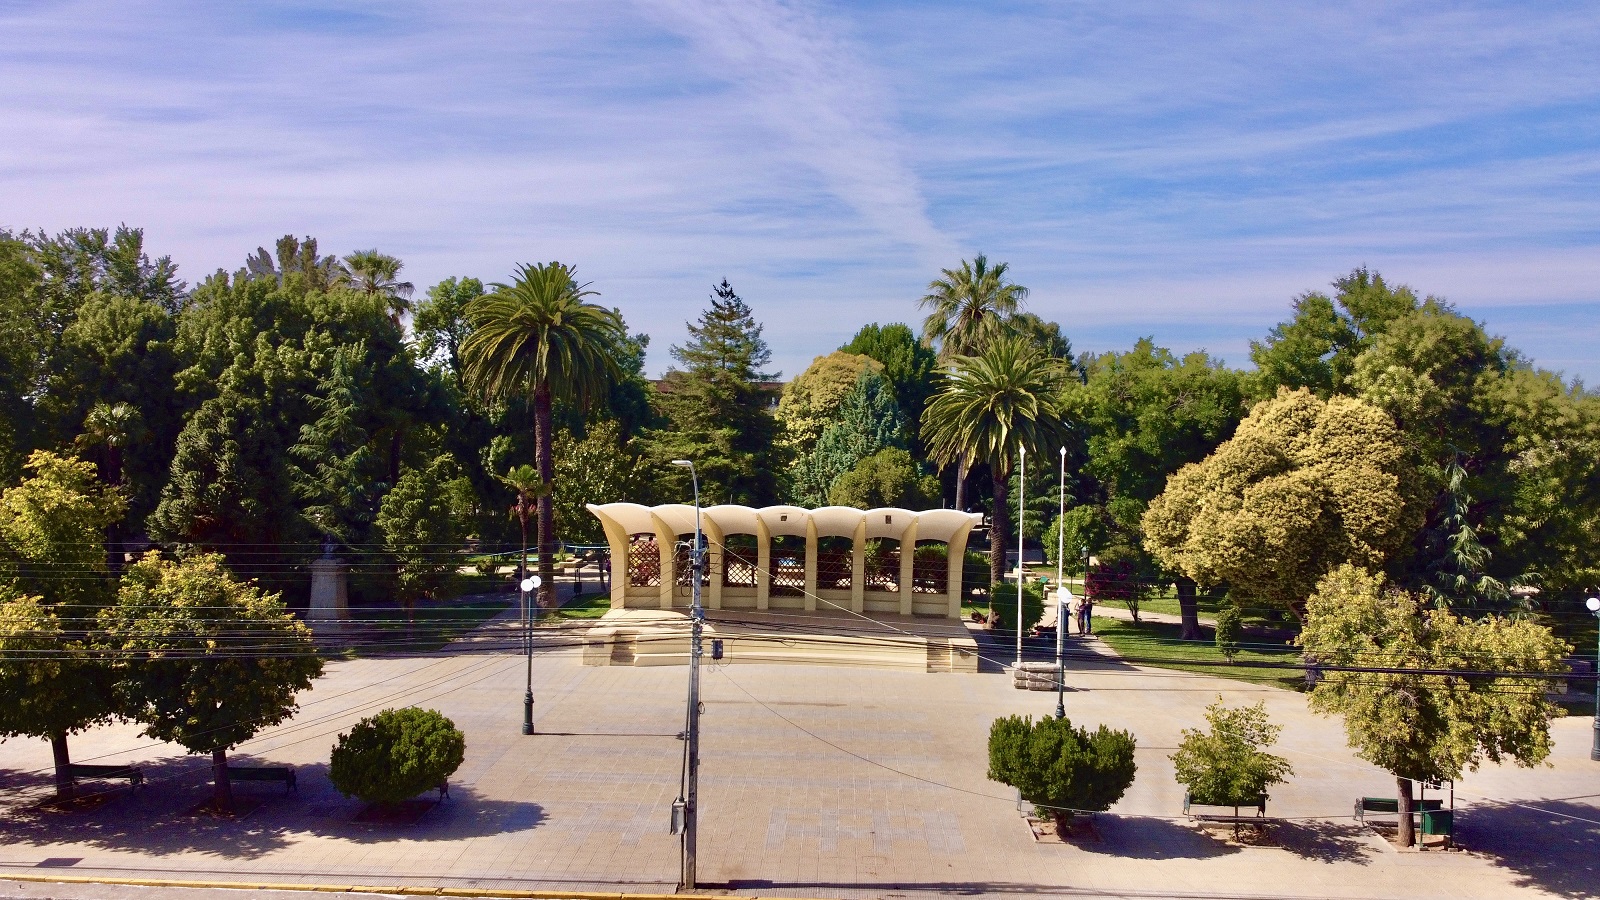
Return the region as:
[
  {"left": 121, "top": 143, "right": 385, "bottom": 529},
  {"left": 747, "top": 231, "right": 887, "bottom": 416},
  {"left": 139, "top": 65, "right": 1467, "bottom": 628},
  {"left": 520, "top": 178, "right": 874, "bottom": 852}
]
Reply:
[
  {"left": 51, "top": 732, "right": 74, "bottom": 801},
  {"left": 212, "top": 748, "right": 234, "bottom": 814},
  {"left": 534, "top": 385, "right": 557, "bottom": 611},
  {"left": 1176, "top": 576, "right": 1202, "bottom": 642},
  {"left": 105, "top": 446, "right": 124, "bottom": 574},
  {"left": 953, "top": 455, "right": 967, "bottom": 511},
  {"left": 990, "top": 466, "right": 1009, "bottom": 591},
  {"left": 1396, "top": 775, "right": 1415, "bottom": 848}
]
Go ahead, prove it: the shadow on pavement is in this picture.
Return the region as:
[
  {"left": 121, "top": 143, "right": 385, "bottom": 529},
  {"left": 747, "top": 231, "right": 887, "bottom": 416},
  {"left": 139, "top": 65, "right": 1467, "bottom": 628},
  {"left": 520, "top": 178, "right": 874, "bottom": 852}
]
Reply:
[
  {"left": 1274, "top": 820, "right": 1375, "bottom": 865},
  {"left": 1082, "top": 814, "right": 1240, "bottom": 860},
  {"left": 0, "top": 758, "right": 545, "bottom": 860},
  {"left": 1455, "top": 797, "right": 1600, "bottom": 899}
]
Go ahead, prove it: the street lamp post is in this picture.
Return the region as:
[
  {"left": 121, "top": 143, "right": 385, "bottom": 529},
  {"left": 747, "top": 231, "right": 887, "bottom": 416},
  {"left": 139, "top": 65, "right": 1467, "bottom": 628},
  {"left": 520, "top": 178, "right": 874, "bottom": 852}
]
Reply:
[
  {"left": 1587, "top": 596, "right": 1600, "bottom": 761},
  {"left": 520, "top": 572, "right": 540, "bottom": 735},
  {"left": 670, "top": 459, "right": 705, "bottom": 889},
  {"left": 1016, "top": 445, "right": 1026, "bottom": 669},
  {"left": 1055, "top": 446, "right": 1067, "bottom": 720}
]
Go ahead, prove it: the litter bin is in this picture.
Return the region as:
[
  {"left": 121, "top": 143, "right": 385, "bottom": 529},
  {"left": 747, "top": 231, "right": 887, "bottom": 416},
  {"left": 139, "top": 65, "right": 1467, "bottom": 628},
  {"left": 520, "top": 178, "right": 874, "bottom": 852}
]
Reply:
[{"left": 1420, "top": 808, "right": 1453, "bottom": 837}]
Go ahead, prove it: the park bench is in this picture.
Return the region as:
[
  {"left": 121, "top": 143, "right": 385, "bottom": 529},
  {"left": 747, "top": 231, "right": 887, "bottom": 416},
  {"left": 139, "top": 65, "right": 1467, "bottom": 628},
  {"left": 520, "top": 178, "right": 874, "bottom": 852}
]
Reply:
[
  {"left": 226, "top": 765, "right": 296, "bottom": 793},
  {"left": 1354, "top": 796, "right": 1442, "bottom": 825},
  {"left": 1183, "top": 791, "right": 1268, "bottom": 821},
  {"left": 64, "top": 763, "right": 143, "bottom": 791}
]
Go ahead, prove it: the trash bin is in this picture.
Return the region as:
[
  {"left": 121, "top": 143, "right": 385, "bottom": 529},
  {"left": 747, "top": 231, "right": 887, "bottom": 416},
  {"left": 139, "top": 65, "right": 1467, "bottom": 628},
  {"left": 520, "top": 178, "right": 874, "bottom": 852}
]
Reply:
[{"left": 1420, "top": 809, "right": 1453, "bottom": 837}]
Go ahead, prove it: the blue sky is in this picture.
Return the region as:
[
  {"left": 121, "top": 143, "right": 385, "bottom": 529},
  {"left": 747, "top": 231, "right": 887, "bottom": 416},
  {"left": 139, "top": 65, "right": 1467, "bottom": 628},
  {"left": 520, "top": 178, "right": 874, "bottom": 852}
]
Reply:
[{"left": 3, "top": 1, "right": 1598, "bottom": 381}]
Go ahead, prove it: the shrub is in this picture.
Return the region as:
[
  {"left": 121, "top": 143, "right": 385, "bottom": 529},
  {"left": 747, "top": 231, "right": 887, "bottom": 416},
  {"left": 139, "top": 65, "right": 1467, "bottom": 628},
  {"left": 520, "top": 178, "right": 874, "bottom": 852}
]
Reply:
[
  {"left": 1213, "top": 601, "right": 1242, "bottom": 661},
  {"left": 1171, "top": 698, "right": 1292, "bottom": 813},
  {"left": 991, "top": 580, "right": 1044, "bottom": 636},
  {"left": 987, "top": 714, "right": 1137, "bottom": 828},
  {"left": 329, "top": 707, "right": 466, "bottom": 806}
]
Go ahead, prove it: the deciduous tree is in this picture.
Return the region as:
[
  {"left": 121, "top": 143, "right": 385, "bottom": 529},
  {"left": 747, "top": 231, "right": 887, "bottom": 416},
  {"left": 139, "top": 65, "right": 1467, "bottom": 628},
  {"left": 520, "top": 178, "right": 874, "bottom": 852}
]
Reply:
[
  {"left": 1298, "top": 565, "right": 1569, "bottom": 847},
  {"left": 104, "top": 552, "right": 323, "bottom": 814}
]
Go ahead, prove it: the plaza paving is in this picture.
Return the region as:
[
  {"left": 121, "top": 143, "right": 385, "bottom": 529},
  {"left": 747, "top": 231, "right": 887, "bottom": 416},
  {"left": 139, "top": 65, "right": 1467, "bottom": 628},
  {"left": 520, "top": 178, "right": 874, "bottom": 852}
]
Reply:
[{"left": 0, "top": 620, "right": 1596, "bottom": 900}]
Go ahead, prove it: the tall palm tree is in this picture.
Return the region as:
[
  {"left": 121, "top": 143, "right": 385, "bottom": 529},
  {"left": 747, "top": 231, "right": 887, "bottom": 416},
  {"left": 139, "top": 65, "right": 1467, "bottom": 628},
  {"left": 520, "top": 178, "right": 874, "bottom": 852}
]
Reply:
[
  {"left": 919, "top": 253, "right": 1028, "bottom": 359},
  {"left": 75, "top": 401, "right": 142, "bottom": 573},
  {"left": 921, "top": 335, "right": 1071, "bottom": 591},
  {"left": 344, "top": 249, "right": 414, "bottom": 323},
  {"left": 461, "top": 262, "right": 623, "bottom": 609},
  {"left": 919, "top": 253, "right": 1029, "bottom": 509}
]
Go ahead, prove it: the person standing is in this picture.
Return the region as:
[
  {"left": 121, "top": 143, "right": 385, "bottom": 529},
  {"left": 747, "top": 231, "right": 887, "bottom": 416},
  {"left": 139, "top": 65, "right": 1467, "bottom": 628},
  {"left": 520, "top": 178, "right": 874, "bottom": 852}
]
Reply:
[{"left": 1078, "top": 589, "right": 1093, "bottom": 636}]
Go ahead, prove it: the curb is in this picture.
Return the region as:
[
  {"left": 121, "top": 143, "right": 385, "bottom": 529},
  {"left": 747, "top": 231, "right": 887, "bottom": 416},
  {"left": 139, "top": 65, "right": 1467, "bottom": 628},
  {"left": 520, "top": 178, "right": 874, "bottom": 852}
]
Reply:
[{"left": 0, "top": 873, "right": 819, "bottom": 900}]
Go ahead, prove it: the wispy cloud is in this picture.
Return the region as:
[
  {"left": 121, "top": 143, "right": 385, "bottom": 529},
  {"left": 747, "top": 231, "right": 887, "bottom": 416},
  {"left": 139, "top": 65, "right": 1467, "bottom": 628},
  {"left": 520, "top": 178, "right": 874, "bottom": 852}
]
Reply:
[{"left": 1, "top": 1, "right": 1596, "bottom": 380}]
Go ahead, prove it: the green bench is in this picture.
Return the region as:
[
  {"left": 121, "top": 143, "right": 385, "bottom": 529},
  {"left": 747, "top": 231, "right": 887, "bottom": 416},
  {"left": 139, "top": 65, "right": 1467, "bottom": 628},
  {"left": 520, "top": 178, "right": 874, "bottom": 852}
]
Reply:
[
  {"left": 1354, "top": 796, "right": 1442, "bottom": 825},
  {"left": 64, "top": 763, "right": 143, "bottom": 791},
  {"left": 1184, "top": 791, "right": 1267, "bottom": 820},
  {"left": 226, "top": 765, "right": 296, "bottom": 793}
]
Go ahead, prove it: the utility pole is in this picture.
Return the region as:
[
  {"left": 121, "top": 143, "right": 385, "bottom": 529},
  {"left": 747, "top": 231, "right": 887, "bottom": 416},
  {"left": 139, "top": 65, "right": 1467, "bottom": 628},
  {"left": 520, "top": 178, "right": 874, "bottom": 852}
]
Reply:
[
  {"left": 1056, "top": 446, "right": 1067, "bottom": 720},
  {"left": 1016, "top": 445, "right": 1026, "bottom": 669},
  {"left": 670, "top": 460, "right": 704, "bottom": 889}
]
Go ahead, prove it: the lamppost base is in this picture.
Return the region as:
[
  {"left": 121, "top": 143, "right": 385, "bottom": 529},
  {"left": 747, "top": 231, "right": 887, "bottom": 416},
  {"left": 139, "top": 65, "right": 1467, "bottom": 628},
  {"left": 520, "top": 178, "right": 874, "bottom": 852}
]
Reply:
[
  {"left": 1589, "top": 723, "right": 1598, "bottom": 761},
  {"left": 523, "top": 694, "right": 535, "bottom": 735}
]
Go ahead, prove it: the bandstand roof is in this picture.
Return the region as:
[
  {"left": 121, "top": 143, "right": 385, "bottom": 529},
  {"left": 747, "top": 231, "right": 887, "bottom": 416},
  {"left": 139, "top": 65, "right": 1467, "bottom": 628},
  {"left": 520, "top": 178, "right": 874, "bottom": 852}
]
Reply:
[{"left": 587, "top": 503, "right": 980, "bottom": 543}]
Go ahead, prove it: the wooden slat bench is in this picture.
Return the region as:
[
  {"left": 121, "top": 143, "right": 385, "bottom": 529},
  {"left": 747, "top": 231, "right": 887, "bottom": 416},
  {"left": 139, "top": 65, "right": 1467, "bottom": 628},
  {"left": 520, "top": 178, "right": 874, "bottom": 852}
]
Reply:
[
  {"left": 226, "top": 765, "right": 296, "bottom": 792},
  {"left": 64, "top": 763, "right": 143, "bottom": 791},
  {"left": 1354, "top": 796, "right": 1442, "bottom": 825},
  {"left": 1184, "top": 791, "right": 1268, "bottom": 822}
]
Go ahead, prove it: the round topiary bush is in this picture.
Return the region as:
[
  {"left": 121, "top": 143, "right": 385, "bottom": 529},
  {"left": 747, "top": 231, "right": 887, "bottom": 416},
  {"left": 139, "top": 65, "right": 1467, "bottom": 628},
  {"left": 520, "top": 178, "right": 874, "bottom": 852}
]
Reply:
[
  {"left": 987, "top": 714, "right": 1137, "bottom": 829},
  {"left": 329, "top": 707, "right": 466, "bottom": 806},
  {"left": 991, "top": 580, "right": 1045, "bottom": 636}
]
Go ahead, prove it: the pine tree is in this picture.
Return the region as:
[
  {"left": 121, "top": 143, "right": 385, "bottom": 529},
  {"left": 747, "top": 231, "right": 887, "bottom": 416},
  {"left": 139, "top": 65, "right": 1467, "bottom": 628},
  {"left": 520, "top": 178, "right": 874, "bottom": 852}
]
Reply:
[{"left": 650, "top": 280, "right": 781, "bottom": 505}]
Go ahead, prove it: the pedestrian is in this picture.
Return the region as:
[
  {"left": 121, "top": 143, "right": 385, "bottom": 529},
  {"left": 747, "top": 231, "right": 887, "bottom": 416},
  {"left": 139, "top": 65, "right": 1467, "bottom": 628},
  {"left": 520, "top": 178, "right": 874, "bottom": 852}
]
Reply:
[{"left": 1078, "top": 591, "right": 1093, "bottom": 635}]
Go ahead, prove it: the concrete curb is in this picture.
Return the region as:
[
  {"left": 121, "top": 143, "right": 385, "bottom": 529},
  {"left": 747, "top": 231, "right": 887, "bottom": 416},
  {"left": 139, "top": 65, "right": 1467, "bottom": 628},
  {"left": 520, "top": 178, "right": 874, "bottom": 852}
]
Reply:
[{"left": 0, "top": 873, "right": 823, "bottom": 900}]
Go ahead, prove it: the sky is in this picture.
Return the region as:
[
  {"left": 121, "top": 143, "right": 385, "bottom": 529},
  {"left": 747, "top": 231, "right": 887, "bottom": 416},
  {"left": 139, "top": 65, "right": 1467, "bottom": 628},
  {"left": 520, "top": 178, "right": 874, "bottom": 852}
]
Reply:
[{"left": 3, "top": 0, "right": 1598, "bottom": 382}]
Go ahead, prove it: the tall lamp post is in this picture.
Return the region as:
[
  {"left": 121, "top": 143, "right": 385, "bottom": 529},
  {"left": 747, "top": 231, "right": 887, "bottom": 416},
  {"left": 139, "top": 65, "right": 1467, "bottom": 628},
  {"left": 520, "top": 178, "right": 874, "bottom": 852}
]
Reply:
[
  {"left": 1587, "top": 596, "right": 1600, "bottom": 761},
  {"left": 1015, "top": 446, "right": 1027, "bottom": 669},
  {"left": 670, "top": 459, "right": 705, "bottom": 889},
  {"left": 520, "top": 572, "right": 540, "bottom": 734},
  {"left": 1055, "top": 446, "right": 1068, "bottom": 719}
]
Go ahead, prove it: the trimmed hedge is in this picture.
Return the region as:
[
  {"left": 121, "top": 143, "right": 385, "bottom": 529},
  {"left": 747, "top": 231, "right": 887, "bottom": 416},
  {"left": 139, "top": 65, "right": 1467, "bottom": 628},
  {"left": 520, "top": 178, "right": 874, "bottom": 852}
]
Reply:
[{"left": 329, "top": 707, "right": 465, "bottom": 805}]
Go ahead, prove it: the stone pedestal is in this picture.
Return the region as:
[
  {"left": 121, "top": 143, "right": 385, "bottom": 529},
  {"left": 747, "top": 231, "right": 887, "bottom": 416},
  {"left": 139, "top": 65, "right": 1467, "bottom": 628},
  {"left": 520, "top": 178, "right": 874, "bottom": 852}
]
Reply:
[{"left": 308, "top": 558, "right": 349, "bottom": 633}]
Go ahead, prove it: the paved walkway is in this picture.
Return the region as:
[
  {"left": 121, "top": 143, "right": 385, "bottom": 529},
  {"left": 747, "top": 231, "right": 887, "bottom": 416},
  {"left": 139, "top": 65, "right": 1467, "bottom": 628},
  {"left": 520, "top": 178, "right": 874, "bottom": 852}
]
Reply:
[{"left": 0, "top": 625, "right": 1595, "bottom": 900}]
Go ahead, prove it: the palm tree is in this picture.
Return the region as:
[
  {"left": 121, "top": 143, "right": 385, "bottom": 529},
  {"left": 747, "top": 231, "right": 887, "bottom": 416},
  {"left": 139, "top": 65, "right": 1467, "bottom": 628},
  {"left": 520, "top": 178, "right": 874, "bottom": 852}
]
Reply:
[
  {"left": 498, "top": 464, "right": 543, "bottom": 586},
  {"left": 919, "top": 253, "right": 1029, "bottom": 509},
  {"left": 75, "top": 401, "right": 142, "bottom": 573},
  {"left": 344, "top": 249, "right": 414, "bottom": 323},
  {"left": 921, "top": 335, "right": 1071, "bottom": 592},
  {"left": 461, "top": 262, "right": 623, "bottom": 609},
  {"left": 919, "top": 253, "right": 1028, "bottom": 358}
]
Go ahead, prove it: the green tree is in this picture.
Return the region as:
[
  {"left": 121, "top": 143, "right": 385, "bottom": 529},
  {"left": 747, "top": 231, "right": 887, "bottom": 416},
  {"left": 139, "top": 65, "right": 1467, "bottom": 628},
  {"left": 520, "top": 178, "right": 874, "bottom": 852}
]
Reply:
[
  {"left": 828, "top": 448, "right": 939, "bottom": 510},
  {"left": 790, "top": 371, "right": 905, "bottom": 506},
  {"left": 460, "top": 261, "right": 625, "bottom": 609},
  {"left": 987, "top": 714, "right": 1137, "bottom": 829},
  {"left": 921, "top": 336, "right": 1072, "bottom": 588},
  {"left": 74, "top": 401, "right": 146, "bottom": 572},
  {"left": 776, "top": 351, "right": 884, "bottom": 459},
  {"left": 329, "top": 707, "right": 465, "bottom": 806},
  {"left": 1142, "top": 389, "right": 1422, "bottom": 616},
  {"left": 103, "top": 552, "right": 324, "bottom": 814},
  {"left": 1298, "top": 565, "right": 1569, "bottom": 847},
  {"left": 1213, "top": 601, "right": 1243, "bottom": 662},
  {"left": 647, "top": 280, "right": 781, "bottom": 506},
  {"left": 342, "top": 249, "right": 413, "bottom": 323},
  {"left": 840, "top": 323, "right": 938, "bottom": 452},
  {"left": 1067, "top": 339, "right": 1247, "bottom": 639},
  {"left": 552, "top": 420, "right": 646, "bottom": 544},
  {"left": 377, "top": 457, "right": 470, "bottom": 629},
  {"left": 0, "top": 591, "right": 119, "bottom": 800},
  {"left": 1170, "top": 698, "right": 1293, "bottom": 818},
  {"left": 413, "top": 276, "right": 485, "bottom": 378},
  {"left": 290, "top": 345, "right": 384, "bottom": 546}
]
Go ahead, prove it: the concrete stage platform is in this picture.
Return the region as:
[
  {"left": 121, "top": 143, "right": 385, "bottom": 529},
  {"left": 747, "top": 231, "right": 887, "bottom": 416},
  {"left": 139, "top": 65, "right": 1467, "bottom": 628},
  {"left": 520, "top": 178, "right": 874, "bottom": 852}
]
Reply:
[{"left": 580, "top": 607, "right": 980, "bottom": 673}]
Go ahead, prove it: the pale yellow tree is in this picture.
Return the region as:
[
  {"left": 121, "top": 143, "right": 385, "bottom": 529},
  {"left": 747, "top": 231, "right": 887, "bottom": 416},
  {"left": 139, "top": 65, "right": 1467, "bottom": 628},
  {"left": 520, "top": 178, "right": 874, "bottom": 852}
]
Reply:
[{"left": 1142, "top": 388, "right": 1422, "bottom": 615}]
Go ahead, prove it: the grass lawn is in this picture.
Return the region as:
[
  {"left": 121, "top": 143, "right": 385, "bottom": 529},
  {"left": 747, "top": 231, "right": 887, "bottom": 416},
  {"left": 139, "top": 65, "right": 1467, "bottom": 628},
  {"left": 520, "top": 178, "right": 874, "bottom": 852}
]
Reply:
[
  {"left": 351, "top": 596, "right": 513, "bottom": 653},
  {"left": 553, "top": 588, "right": 613, "bottom": 619},
  {"left": 1089, "top": 616, "right": 1307, "bottom": 691}
]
